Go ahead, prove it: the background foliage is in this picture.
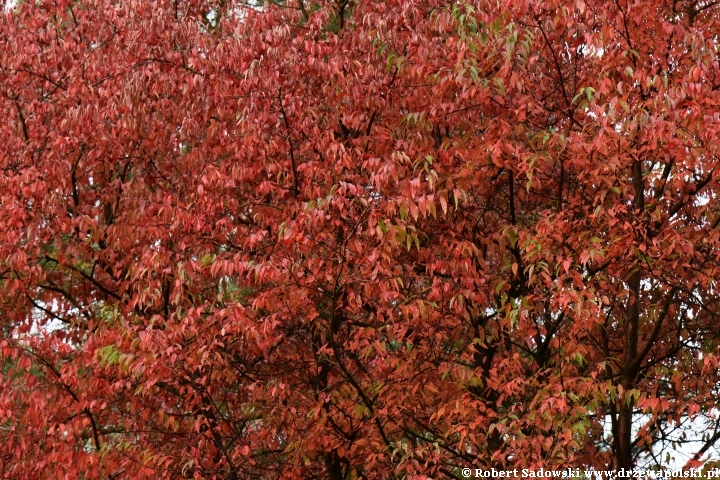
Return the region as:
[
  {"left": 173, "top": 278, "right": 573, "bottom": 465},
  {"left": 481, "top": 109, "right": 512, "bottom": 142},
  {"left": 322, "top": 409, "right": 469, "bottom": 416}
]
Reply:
[{"left": 2, "top": 0, "right": 720, "bottom": 477}]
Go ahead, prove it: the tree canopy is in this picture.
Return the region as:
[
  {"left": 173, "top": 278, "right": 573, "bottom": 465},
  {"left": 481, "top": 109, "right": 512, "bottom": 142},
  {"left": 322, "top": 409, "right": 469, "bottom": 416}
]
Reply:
[{"left": 2, "top": 0, "right": 720, "bottom": 478}]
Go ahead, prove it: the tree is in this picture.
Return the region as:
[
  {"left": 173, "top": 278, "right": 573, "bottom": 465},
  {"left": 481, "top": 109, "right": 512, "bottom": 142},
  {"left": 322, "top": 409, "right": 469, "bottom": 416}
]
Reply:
[{"left": 2, "top": 0, "right": 720, "bottom": 477}]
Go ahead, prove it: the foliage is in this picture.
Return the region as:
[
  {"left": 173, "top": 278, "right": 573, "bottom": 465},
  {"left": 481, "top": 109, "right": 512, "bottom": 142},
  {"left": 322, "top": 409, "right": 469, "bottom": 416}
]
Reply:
[{"left": 2, "top": 0, "right": 720, "bottom": 477}]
